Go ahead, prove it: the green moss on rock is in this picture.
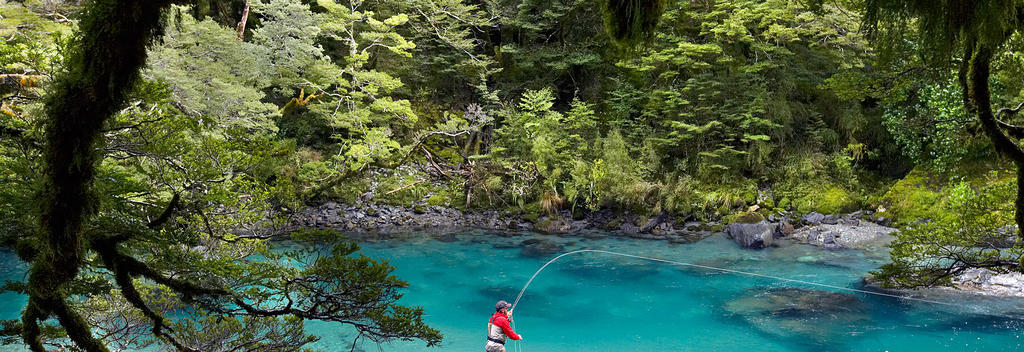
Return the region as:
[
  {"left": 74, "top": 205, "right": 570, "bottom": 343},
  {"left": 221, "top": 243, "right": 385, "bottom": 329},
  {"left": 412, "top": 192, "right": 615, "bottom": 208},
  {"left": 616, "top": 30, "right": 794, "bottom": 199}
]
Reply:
[
  {"left": 794, "top": 184, "right": 859, "bottom": 215},
  {"left": 726, "top": 211, "right": 765, "bottom": 224}
]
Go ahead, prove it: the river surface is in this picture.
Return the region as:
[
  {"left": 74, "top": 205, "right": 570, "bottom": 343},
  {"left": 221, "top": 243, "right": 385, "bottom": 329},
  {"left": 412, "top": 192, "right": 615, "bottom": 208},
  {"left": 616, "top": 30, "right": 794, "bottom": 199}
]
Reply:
[{"left": 3, "top": 230, "right": 1024, "bottom": 351}]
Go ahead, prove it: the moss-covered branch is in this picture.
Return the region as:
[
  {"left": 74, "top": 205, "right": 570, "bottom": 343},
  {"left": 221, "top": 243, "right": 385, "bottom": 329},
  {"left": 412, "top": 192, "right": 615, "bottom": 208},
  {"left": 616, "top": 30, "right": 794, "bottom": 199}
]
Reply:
[{"left": 23, "top": 1, "right": 179, "bottom": 351}]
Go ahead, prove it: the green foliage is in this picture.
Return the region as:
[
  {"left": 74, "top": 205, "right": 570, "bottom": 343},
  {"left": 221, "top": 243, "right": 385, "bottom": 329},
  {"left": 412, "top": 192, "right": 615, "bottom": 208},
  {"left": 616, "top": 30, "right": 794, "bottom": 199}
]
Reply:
[
  {"left": 15, "top": 2, "right": 1024, "bottom": 347},
  {"left": 0, "top": 2, "right": 445, "bottom": 350},
  {"left": 881, "top": 77, "right": 991, "bottom": 174},
  {"left": 877, "top": 167, "right": 950, "bottom": 225},
  {"left": 873, "top": 174, "right": 1023, "bottom": 288},
  {"left": 794, "top": 184, "right": 859, "bottom": 215},
  {"left": 595, "top": 129, "right": 651, "bottom": 209},
  {"left": 613, "top": 0, "right": 869, "bottom": 181},
  {"left": 600, "top": 0, "right": 665, "bottom": 46},
  {"left": 149, "top": 9, "right": 279, "bottom": 133}
]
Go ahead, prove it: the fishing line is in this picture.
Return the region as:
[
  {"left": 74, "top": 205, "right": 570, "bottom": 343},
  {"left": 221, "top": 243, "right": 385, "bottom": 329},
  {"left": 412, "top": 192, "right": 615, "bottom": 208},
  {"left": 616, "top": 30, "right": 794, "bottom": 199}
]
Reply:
[{"left": 507, "top": 249, "right": 1024, "bottom": 352}]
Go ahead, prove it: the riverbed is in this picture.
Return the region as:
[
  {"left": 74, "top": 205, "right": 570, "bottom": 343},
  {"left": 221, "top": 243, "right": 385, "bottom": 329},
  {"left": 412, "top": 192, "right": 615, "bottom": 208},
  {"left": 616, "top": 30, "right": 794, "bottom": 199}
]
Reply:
[{"left": 3, "top": 230, "right": 1024, "bottom": 351}]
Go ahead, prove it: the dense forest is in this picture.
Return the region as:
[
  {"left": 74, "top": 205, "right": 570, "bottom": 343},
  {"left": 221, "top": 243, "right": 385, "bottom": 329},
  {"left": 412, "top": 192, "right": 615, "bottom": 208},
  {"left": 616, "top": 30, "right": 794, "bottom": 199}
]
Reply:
[{"left": 1, "top": 0, "right": 1024, "bottom": 350}]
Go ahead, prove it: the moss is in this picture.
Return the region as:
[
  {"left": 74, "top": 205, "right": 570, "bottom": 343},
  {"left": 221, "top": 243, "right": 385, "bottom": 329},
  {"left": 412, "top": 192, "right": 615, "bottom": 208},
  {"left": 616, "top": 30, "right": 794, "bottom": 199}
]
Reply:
[
  {"left": 377, "top": 172, "right": 432, "bottom": 206},
  {"left": 522, "top": 201, "right": 543, "bottom": 222},
  {"left": 715, "top": 204, "right": 731, "bottom": 217},
  {"left": 742, "top": 190, "right": 757, "bottom": 205},
  {"left": 725, "top": 211, "right": 764, "bottom": 224},
  {"left": 327, "top": 177, "right": 369, "bottom": 204},
  {"left": 879, "top": 167, "right": 948, "bottom": 225},
  {"left": 607, "top": 218, "right": 623, "bottom": 228},
  {"left": 794, "top": 184, "right": 860, "bottom": 215},
  {"left": 426, "top": 190, "right": 453, "bottom": 207},
  {"left": 709, "top": 224, "right": 727, "bottom": 232},
  {"left": 778, "top": 197, "right": 791, "bottom": 210}
]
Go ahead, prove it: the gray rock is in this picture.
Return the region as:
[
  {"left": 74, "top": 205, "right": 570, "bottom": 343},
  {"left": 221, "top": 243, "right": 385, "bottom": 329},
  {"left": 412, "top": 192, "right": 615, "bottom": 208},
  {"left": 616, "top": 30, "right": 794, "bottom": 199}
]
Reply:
[
  {"left": 873, "top": 216, "right": 891, "bottom": 227},
  {"left": 790, "top": 222, "right": 897, "bottom": 250},
  {"left": 640, "top": 213, "right": 667, "bottom": 233},
  {"left": 774, "top": 222, "right": 794, "bottom": 238},
  {"left": 952, "top": 268, "right": 1024, "bottom": 297},
  {"left": 822, "top": 214, "right": 840, "bottom": 225},
  {"left": 533, "top": 218, "right": 572, "bottom": 234},
  {"left": 652, "top": 222, "right": 674, "bottom": 235},
  {"left": 802, "top": 212, "right": 825, "bottom": 224},
  {"left": 839, "top": 218, "right": 860, "bottom": 226},
  {"left": 621, "top": 223, "right": 640, "bottom": 235},
  {"left": 726, "top": 221, "right": 776, "bottom": 249}
]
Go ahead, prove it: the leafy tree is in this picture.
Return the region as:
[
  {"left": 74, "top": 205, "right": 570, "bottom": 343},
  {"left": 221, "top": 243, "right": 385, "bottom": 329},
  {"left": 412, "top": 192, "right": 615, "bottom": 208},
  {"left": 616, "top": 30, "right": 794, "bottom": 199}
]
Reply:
[
  {"left": 0, "top": 2, "right": 441, "bottom": 351},
  {"left": 873, "top": 174, "right": 1023, "bottom": 287},
  {"left": 311, "top": 0, "right": 417, "bottom": 172},
  {"left": 862, "top": 0, "right": 1024, "bottom": 279}
]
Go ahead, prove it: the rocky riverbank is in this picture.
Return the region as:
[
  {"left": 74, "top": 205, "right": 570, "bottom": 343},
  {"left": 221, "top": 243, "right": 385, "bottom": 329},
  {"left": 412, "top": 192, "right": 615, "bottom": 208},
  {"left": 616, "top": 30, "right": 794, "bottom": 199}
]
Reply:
[
  {"left": 285, "top": 202, "right": 895, "bottom": 247},
  {"left": 287, "top": 202, "right": 1024, "bottom": 298}
]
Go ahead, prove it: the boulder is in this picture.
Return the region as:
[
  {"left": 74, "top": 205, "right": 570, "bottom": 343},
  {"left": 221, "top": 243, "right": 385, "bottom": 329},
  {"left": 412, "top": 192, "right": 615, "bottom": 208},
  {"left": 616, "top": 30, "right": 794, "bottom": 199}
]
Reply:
[
  {"left": 620, "top": 223, "right": 640, "bottom": 235},
  {"left": 790, "top": 222, "right": 897, "bottom": 250},
  {"left": 520, "top": 238, "right": 565, "bottom": 258},
  {"left": 533, "top": 218, "right": 572, "bottom": 234},
  {"left": 822, "top": 214, "right": 840, "bottom": 225},
  {"left": 726, "top": 221, "right": 776, "bottom": 249},
  {"left": 651, "top": 222, "right": 674, "bottom": 235},
  {"left": 872, "top": 216, "right": 891, "bottom": 227},
  {"left": 773, "top": 221, "right": 794, "bottom": 238},
  {"left": 802, "top": 212, "right": 825, "bottom": 224},
  {"left": 640, "top": 213, "right": 667, "bottom": 233},
  {"left": 953, "top": 268, "right": 1024, "bottom": 297}
]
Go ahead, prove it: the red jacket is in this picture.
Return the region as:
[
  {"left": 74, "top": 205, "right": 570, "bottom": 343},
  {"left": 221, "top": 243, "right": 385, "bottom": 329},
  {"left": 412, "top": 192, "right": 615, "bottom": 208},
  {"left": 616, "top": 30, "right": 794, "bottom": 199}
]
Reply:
[{"left": 489, "top": 312, "right": 521, "bottom": 340}]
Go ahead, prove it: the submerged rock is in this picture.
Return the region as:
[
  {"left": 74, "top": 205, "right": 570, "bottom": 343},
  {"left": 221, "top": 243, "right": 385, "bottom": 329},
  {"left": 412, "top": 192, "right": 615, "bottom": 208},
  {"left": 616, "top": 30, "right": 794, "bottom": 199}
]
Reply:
[
  {"left": 724, "top": 287, "right": 869, "bottom": 344},
  {"left": 520, "top": 238, "right": 565, "bottom": 258},
  {"left": 431, "top": 232, "right": 458, "bottom": 242},
  {"left": 726, "top": 221, "right": 776, "bottom": 249}
]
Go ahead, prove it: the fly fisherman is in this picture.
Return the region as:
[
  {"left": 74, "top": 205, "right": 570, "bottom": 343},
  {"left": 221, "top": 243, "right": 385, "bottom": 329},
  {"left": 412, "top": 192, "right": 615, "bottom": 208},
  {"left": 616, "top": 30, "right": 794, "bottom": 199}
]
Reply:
[{"left": 486, "top": 300, "right": 522, "bottom": 351}]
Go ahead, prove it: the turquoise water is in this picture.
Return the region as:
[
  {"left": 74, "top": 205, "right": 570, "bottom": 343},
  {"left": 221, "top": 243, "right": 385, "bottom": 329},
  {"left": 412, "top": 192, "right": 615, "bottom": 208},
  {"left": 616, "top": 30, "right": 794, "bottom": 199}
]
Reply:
[{"left": 3, "top": 230, "right": 1024, "bottom": 351}]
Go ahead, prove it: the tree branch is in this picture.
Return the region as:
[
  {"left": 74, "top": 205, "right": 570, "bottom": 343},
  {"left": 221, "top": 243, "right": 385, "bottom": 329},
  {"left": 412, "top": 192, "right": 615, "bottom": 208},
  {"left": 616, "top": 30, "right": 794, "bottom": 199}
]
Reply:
[{"left": 146, "top": 193, "right": 180, "bottom": 229}]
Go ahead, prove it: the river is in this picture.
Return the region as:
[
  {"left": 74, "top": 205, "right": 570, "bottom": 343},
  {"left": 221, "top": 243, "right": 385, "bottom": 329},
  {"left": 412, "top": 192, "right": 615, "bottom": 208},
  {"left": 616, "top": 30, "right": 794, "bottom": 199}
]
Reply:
[{"left": 3, "top": 230, "right": 1024, "bottom": 351}]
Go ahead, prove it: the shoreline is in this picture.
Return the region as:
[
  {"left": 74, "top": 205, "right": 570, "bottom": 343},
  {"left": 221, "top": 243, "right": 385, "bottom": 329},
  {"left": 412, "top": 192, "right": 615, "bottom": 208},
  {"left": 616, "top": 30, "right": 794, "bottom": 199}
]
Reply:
[{"left": 285, "top": 202, "right": 1024, "bottom": 298}]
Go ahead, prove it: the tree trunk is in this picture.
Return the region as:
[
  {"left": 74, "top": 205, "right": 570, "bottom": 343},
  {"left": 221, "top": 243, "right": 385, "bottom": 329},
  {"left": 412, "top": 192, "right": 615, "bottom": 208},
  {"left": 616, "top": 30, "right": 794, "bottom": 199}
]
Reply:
[
  {"left": 23, "top": 1, "right": 179, "bottom": 351},
  {"left": 236, "top": 0, "right": 250, "bottom": 40},
  {"left": 966, "top": 43, "right": 1024, "bottom": 239}
]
